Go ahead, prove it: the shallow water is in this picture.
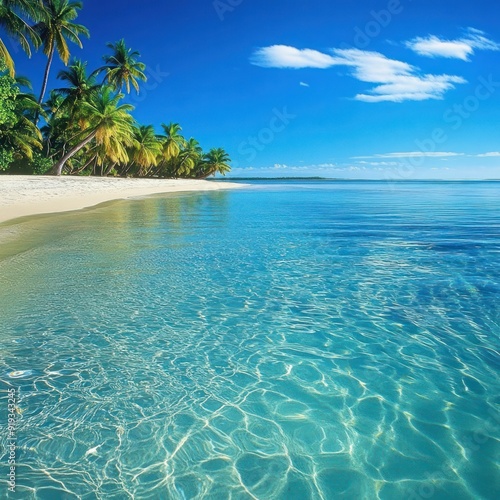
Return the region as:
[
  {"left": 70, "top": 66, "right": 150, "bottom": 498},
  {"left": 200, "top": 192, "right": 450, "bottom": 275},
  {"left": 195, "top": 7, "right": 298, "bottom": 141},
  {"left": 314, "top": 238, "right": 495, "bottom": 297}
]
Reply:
[{"left": 0, "top": 181, "right": 499, "bottom": 499}]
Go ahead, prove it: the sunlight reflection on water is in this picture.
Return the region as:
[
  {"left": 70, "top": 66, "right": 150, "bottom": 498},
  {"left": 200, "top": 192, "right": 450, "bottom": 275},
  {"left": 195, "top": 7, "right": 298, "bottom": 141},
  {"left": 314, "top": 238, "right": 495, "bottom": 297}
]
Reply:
[{"left": 0, "top": 182, "right": 499, "bottom": 499}]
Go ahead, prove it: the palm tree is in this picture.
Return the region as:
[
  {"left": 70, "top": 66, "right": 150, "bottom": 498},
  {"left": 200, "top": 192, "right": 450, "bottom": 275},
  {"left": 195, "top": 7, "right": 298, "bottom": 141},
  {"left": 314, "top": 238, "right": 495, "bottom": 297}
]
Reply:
[
  {"left": 94, "top": 39, "right": 146, "bottom": 94},
  {"left": 160, "top": 122, "right": 185, "bottom": 161},
  {"left": 14, "top": 73, "right": 43, "bottom": 122},
  {"left": 0, "top": 0, "right": 40, "bottom": 76},
  {"left": 196, "top": 148, "right": 231, "bottom": 178},
  {"left": 0, "top": 74, "right": 42, "bottom": 163},
  {"left": 54, "top": 58, "right": 99, "bottom": 118},
  {"left": 43, "top": 88, "right": 64, "bottom": 115},
  {"left": 174, "top": 137, "right": 202, "bottom": 177},
  {"left": 40, "top": 89, "right": 66, "bottom": 154},
  {"left": 156, "top": 122, "right": 186, "bottom": 177},
  {"left": 33, "top": 0, "right": 89, "bottom": 120},
  {"left": 127, "top": 124, "right": 162, "bottom": 176},
  {"left": 0, "top": 113, "right": 41, "bottom": 160},
  {"left": 51, "top": 85, "right": 134, "bottom": 175}
]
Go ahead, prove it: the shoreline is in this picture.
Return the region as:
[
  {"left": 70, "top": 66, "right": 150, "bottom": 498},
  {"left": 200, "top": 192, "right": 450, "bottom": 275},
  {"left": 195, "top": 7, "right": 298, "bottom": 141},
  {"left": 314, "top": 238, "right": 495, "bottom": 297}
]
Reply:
[{"left": 0, "top": 176, "right": 245, "bottom": 225}]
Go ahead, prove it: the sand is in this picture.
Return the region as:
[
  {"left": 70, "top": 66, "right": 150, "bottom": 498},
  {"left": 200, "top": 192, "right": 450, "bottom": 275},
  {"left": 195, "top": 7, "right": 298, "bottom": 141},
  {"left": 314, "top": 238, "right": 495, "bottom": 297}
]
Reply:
[{"left": 0, "top": 176, "right": 243, "bottom": 225}]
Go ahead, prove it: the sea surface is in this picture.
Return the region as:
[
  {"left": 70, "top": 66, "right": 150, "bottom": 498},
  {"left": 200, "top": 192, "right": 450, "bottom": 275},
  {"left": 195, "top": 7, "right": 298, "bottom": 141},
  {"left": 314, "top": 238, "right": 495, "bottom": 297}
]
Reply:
[{"left": 0, "top": 181, "right": 499, "bottom": 499}]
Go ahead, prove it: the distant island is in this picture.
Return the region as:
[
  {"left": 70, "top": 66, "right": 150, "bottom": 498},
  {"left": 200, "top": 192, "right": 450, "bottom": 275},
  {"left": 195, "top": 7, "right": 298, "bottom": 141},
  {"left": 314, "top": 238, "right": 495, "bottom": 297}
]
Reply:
[
  {"left": 218, "top": 176, "right": 329, "bottom": 181},
  {"left": 217, "top": 177, "right": 500, "bottom": 182}
]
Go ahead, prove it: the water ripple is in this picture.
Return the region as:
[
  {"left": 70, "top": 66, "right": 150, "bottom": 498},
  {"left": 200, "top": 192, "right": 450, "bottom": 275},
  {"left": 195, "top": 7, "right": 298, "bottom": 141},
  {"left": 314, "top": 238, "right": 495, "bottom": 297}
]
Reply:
[{"left": 0, "top": 182, "right": 499, "bottom": 499}]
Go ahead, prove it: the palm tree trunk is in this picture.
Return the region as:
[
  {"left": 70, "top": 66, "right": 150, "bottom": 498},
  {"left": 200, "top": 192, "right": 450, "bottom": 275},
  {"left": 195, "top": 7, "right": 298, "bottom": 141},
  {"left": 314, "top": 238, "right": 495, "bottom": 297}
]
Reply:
[
  {"left": 151, "top": 162, "right": 162, "bottom": 177},
  {"left": 122, "top": 161, "right": 136, "bottom": 177},
  {"left": 104, "top": 162, "right": 117, "bottom": 176},
  {"left": 52, "top": 130, "right": 97, "bottom": 176},
  {"left": 35, "top": 45, "right": 55, "bottom": 124},
  {"left": 195, "top": 167, "right": 213, "bottom": 179},
  {"left": 75, "top": 153, "right": 98, "bottom": 174}
]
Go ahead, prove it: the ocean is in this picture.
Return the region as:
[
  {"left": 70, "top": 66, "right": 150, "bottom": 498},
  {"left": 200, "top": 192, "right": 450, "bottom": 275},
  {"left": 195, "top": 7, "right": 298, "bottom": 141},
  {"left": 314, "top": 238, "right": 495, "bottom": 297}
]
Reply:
[{"left": 1, "top": 181, "right": 499, "bottom": 499}]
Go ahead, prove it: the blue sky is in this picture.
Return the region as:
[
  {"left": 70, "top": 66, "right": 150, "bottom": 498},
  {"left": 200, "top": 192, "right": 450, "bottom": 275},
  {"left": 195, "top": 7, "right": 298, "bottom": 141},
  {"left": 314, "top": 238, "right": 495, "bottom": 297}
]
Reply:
[{"left": 11, "top": 0, "right": 500, "bottom": 179}]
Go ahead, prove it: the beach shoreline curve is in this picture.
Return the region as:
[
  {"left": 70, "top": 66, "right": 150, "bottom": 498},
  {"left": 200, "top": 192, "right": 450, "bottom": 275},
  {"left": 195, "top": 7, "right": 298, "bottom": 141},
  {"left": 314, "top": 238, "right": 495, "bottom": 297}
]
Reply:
[{"left": 0, "top": 176, "right": 246, "bottom": 225}]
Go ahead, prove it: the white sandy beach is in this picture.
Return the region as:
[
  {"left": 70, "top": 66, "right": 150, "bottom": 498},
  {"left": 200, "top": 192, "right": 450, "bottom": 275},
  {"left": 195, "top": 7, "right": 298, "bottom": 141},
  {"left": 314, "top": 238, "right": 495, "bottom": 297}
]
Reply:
[{"left": 0, "top": 176, "right": 243, "bottom": 224}]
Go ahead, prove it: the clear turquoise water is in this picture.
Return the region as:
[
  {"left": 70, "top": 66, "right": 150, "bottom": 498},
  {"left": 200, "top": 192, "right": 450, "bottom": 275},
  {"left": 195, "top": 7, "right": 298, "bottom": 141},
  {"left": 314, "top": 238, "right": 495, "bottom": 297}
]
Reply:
[{"left": 0, "top": 181, "right": 499, "bottom": 499}]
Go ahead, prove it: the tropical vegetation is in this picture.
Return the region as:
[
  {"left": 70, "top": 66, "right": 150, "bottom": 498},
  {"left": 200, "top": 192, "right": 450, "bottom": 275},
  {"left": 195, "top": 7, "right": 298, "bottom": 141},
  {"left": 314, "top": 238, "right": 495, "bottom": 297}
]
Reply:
[{"left": 0, "top": 0, "right": 231, "bottom": 178}]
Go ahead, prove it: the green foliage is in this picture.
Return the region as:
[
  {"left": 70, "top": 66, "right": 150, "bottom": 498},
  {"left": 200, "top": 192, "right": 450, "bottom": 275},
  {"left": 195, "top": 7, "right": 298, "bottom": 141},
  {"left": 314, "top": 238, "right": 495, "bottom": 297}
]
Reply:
[
  {"left": 0, "top": 70, "right": 19, "bottom": 170},
  {"left": 0, "top": 147, "right": 14, "bottom": 171},
  {"left": 8, "top": 152, "right": 51, "bottom": 173},
  {"left": 0, "top": 68, "right": 42, "bottom": 171},
  {"left": 0, "top": 71, "right": 19, "bottom": 127},
  {"left": 29, "top": 152, "right": 52, "bottom": 174}
]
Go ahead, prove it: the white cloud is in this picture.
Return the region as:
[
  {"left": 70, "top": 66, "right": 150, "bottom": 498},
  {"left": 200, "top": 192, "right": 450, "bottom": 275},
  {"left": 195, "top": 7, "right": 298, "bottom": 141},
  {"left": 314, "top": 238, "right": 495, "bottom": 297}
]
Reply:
[
  {"left": 331, "top": 48, "right": 465, "bottom": 102},
  {"left": 407, "top": 37, "right": 473, "bottom": 60},
  {"left": 251, "top": 45, "right": 465, "bottom": 102},
  {"left": 299, "top": 81, "right": 310, "bottom": 87},
  {"left": 476, "top": 152, "right": 500, "bottom": 157},
  {"left": 406, "top": 29, "right": 499, "bottom": 60},
  {"left": 271, "top": 163, "right": 345, "bottom": 171},
  {"left": 250, "top": 45, "right": 341, "bottom": 69},
  {"left": 357, "top": 160, "right": 401, "bottom": 166},
  {"left": 354, "top": 152, "right": 464, "bottom": 159},
  {"left": 269, "top": 163, "right": 343, "bottom": 171}
]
